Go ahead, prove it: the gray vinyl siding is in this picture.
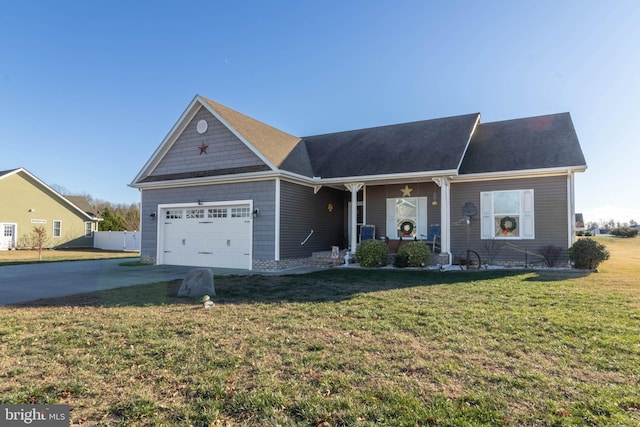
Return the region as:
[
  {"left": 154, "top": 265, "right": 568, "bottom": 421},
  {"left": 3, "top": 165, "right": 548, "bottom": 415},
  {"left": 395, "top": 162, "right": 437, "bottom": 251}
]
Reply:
[
  {"left": 151, "top": 107, "right": 266, "bottom": 177},
  {"left": 364, "top": 183, "right": 442, "bottom": 239},
  {"left": 450, "top": 176, "right": 569, "bottom": 265},
  {"left": 279, "top": 181, "right": 345, "bottom": 258},
  {"left": 140, "top": 180, "right": 276, "bottom": 262}
]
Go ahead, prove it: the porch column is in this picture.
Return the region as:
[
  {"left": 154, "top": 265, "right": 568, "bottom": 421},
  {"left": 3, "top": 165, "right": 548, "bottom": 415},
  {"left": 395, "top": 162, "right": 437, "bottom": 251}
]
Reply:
[
  {"left": 345, "top": 183, "right": 364, "bottom": 253},
  {"left": 435, "top": 177, "right": 452, "bottom": 264}
]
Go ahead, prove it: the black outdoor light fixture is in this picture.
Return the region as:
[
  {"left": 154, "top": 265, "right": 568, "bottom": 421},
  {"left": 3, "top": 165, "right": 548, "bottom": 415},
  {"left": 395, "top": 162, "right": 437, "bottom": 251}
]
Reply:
[
  {"left": 150, "top": 212, "right": 156, "bottom": 220},
  {"left": 253, "top": 208, "right": 260, "bottom": 218},
  {"left": 432, "top": 191, "right": 439, "bottom": 206}
]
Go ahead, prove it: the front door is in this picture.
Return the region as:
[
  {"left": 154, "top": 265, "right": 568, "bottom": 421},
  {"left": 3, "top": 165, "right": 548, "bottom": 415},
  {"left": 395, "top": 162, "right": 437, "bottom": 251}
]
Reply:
[
  {"left": 0, "top": 223, "right": 17, "bottom": 250},
  {"left": 347, "top": 202, "right": 364, "bottom": 243}
]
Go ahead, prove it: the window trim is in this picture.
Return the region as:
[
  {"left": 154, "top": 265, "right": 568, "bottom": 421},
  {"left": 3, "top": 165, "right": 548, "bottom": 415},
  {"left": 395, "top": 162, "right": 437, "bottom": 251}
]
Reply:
[
  {"left": 480, "top": 189, "right": 535, "bottom": 240},
  {"left": 84, "top": 221, "right": 93, "bottom": 238},
  {"left": 52, "top": 220, "right": 62, "bottom": 238},
  {"left": 386, "top": 197, "right": 428, "bottom": 240}
]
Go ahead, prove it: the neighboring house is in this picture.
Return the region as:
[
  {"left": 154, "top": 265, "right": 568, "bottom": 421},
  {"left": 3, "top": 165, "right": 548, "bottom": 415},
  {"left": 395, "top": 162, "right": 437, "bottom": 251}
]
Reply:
[
  {"left": 586, "top": 226, "right": 610, "bottom": 236},
  {"left": 0, "top": 168, "right": 101, "bottom": 249},
  {"left": 130, "top": 95, "right": 587, "bottom": 270}
]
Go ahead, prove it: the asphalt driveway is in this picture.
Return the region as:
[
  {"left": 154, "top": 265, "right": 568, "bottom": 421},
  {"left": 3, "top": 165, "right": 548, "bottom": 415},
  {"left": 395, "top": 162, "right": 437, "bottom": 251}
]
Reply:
[{"left": 0, "top": 258, "right": 249, "bottom": 305}]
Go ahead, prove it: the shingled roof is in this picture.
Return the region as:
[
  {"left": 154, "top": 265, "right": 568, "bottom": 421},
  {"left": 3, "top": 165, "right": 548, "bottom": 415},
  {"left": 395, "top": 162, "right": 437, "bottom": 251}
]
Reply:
[
  {"left": 288, "top": 113, "right": 480, "bottom": 178},
  {"left": 131, "top": 96, "right": 586, "bottom": 188},
  {"left": 459, "top": 112, "right": 587, "bottom": 174},
  {"left": 201, "top": 97, "right": 301, "bottom": 169},
  {"left": 0, "top": 168, "right": 20, "bottom": 177}
]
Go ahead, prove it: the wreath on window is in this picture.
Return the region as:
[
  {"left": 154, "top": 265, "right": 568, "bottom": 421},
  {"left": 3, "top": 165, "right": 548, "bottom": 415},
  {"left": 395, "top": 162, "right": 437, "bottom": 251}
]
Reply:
[
  {"left": 500, "top": 216, "right": 517, "bottom": 235},
  {"left": 399, "top": 220, "right": 415, "bottom": 237}
]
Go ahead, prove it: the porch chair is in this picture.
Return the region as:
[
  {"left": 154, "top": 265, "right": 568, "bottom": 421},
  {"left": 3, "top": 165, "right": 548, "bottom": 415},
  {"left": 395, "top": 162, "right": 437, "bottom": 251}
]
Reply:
[
  {"left": 423, "top": 224, "right": 441, "bottom": 253},
  {"left": 360, "top": 225, "right": 375, "bottom": 242}
]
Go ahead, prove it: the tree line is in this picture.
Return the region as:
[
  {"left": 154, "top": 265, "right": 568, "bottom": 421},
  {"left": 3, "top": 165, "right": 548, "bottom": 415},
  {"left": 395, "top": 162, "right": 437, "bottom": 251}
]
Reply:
[
  {"left": 585, "top": 219, "right": 637, "bottom": 231},
  {"left": 50, "top": 184, "right": 140, "bottom": 231},
  {"left": 58, "top": 191, "right": 139, "bottom": 231},
  {"left": 96, "top": 203, "right": 140, "bottom": 231}
]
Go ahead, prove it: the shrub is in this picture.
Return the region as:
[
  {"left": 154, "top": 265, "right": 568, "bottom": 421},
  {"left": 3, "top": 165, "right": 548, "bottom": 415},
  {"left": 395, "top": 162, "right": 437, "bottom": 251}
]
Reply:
[
  {"left": 396, "top": 241, "right": 431, "bottom": 267},
  {"left": 356, "top": 239, "right": 388, "bottom": 267},
  {"left": 609, "top": 226, "right": 639, "bottom": 238},
  {"left": 538, "top": 245, "right": 562, "bottom": 267},
  {"left": 568, "top": 238, "right": 610, "bottom": 270},
  {"left": 483, "top": 240, "right": 504, "bottom": 265}
]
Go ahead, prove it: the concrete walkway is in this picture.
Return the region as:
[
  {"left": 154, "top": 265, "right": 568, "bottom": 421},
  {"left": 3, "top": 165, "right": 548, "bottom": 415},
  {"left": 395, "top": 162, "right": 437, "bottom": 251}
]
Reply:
[{"left": 0, "top": 258, "right": 322, "bottom": 305}]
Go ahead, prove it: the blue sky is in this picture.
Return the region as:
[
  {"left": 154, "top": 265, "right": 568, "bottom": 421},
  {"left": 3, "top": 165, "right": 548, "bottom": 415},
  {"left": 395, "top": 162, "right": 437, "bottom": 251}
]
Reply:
[{"left": 1, "top": 1, "right": 639, "bottom": 224}]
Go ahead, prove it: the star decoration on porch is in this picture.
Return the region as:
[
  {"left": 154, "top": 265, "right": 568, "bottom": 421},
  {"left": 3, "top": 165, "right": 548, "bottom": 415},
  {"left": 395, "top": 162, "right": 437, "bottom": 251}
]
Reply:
[
  {"left": 198, "top": 142, "right": 209, "bottom": 155},
  {"left": 400, "top": 184, "right": 413, "bottom": 197}
]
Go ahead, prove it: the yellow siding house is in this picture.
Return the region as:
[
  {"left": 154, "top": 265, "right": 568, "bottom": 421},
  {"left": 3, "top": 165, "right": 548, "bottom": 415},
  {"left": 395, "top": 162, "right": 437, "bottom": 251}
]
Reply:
[{"left": 0, "top": 168, "right": 100, "bottom": 249}]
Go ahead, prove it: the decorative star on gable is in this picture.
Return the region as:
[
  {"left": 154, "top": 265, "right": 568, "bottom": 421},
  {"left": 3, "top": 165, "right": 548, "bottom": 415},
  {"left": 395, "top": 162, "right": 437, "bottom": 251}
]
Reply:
[
  {"left": 198, "top": 142, "right": 209, "bottom": 155},
  {"left": 400, "top": 184, "right": 413, "bottom": 197}
]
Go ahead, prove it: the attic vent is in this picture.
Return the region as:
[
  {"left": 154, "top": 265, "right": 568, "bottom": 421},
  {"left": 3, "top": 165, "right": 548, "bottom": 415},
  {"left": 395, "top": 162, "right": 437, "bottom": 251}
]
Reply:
[{"left": 196, "top": 119, "right": 208, "bottom": 134}]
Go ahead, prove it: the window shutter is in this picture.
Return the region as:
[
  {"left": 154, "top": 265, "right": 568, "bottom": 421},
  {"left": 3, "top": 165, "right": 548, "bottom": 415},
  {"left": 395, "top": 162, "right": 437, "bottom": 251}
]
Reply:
[
  {"left": 417, "top": 197, "right": 429, "bottom": 238},
  {"left": 521, "top": 189, "right": 535, "bottom": 239},
  {"left": 386, "top": 198, "right": 397, "bottom": 239},
  {"left": 480, "top": 192, "right": 493, "bottom": 239}
]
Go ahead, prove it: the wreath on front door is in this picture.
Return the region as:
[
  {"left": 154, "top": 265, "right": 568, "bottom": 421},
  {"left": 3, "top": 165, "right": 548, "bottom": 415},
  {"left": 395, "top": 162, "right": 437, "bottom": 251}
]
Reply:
[{"left": 499, "top": 216, "right": 517, "bottom": 235}]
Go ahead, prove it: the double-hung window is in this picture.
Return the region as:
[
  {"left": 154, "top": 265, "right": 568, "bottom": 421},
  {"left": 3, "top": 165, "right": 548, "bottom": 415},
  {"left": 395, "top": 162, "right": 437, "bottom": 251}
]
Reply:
[
  {"left": 53, "top": 220, "right": 62, "bottom": 238},
  {"left": 84, "top": 221, "right": 93, "bottom": 238},
  {"left": 386, "top": 197, "right": 428, "bottom": 239},
  {"left": 480, "top": 189, "right": 535, "bottom": 239}
]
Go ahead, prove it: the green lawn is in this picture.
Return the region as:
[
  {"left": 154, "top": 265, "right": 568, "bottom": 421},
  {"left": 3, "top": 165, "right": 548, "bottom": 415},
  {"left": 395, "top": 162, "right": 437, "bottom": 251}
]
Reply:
[
  {"left": 0, "top": 248, "right": 138, "bottom": 265},
  {"left": 1, "top": 237, "right": 638, "bottom": 426}
]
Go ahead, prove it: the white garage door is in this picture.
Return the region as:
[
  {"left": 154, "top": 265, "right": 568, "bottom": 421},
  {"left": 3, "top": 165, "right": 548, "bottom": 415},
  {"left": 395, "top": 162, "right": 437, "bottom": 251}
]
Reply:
[{"left": 159, "top": 204, "right": 252, "bottom": 269}]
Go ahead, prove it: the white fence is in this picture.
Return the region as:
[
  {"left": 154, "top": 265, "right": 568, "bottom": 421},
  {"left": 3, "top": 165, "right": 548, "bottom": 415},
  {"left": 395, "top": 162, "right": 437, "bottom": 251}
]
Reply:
[{"left": 93, "top": 231, "right": 140, "bottom": 251}]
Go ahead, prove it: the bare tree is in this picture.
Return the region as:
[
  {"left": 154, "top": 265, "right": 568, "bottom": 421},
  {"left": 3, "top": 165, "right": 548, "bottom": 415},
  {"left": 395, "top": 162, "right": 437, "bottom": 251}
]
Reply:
[
  {"left": 31, "top": 226, "right": 48, "bottom": 261},
  {"left": 121, "top": 203, "right": 141, "bottom": 231},
  {"left": 483, "top": 240, "right": 505, "bottom": 265}
]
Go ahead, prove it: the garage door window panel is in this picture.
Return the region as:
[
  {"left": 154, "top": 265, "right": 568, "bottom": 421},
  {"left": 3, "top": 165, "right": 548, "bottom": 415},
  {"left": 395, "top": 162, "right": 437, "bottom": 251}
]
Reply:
[
  {"left": 231, "top": 207, "right": 251, "bottom": 218},
  {"left": 166, "top": 210, "right": 183, "bottom": 220},
  {"left": 209, "top": 208, "right": 227, "bottom": 218},
  {"left": 186, "top": 209, "right": 205, "bottom": 219}
]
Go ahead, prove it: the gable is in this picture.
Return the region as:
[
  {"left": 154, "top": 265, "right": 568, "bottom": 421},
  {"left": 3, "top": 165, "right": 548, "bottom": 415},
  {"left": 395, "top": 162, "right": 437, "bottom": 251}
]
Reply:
[
  {"left": 131, "top": 96, "right": 304, "bottom": 186},
  {"left": 0, "top": 169, "right": 94, "bottom": 222},
  {"left": 144, "top": 106, "right": 270, "bottom": 182}
]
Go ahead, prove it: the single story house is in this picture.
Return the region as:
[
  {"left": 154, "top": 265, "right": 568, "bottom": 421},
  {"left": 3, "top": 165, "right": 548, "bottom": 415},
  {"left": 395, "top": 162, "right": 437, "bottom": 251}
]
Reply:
[
  {"left": 130, "top": 95, "right": 587, "bottom": 270},
  {"left": 0, "top": 168, "right": 101, "bottom": 249}
]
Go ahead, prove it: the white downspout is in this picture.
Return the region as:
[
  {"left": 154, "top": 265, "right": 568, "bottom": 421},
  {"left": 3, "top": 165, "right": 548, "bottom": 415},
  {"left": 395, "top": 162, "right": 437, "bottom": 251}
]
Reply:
[
  {"left": 567, "top": 172, "right": 575, "bottom": 248},
  {"left": 275, "top": 178, "right": 281, "bottom": 261}
]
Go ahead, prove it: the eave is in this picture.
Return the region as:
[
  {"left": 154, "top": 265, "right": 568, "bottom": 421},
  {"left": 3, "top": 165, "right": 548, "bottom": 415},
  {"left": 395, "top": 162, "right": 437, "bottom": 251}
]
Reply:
[
  {"left": 451, "top": 165, "right": 588, "bottom": 183},
  {"left": 315, "top": 169, "right": 460, "bottom": 188},
  {"left": 130, "top": 95, "right": 284, "bottom": 187},
  {"left": 131, "top": 168, "right": 461, "bottom": 192}
]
